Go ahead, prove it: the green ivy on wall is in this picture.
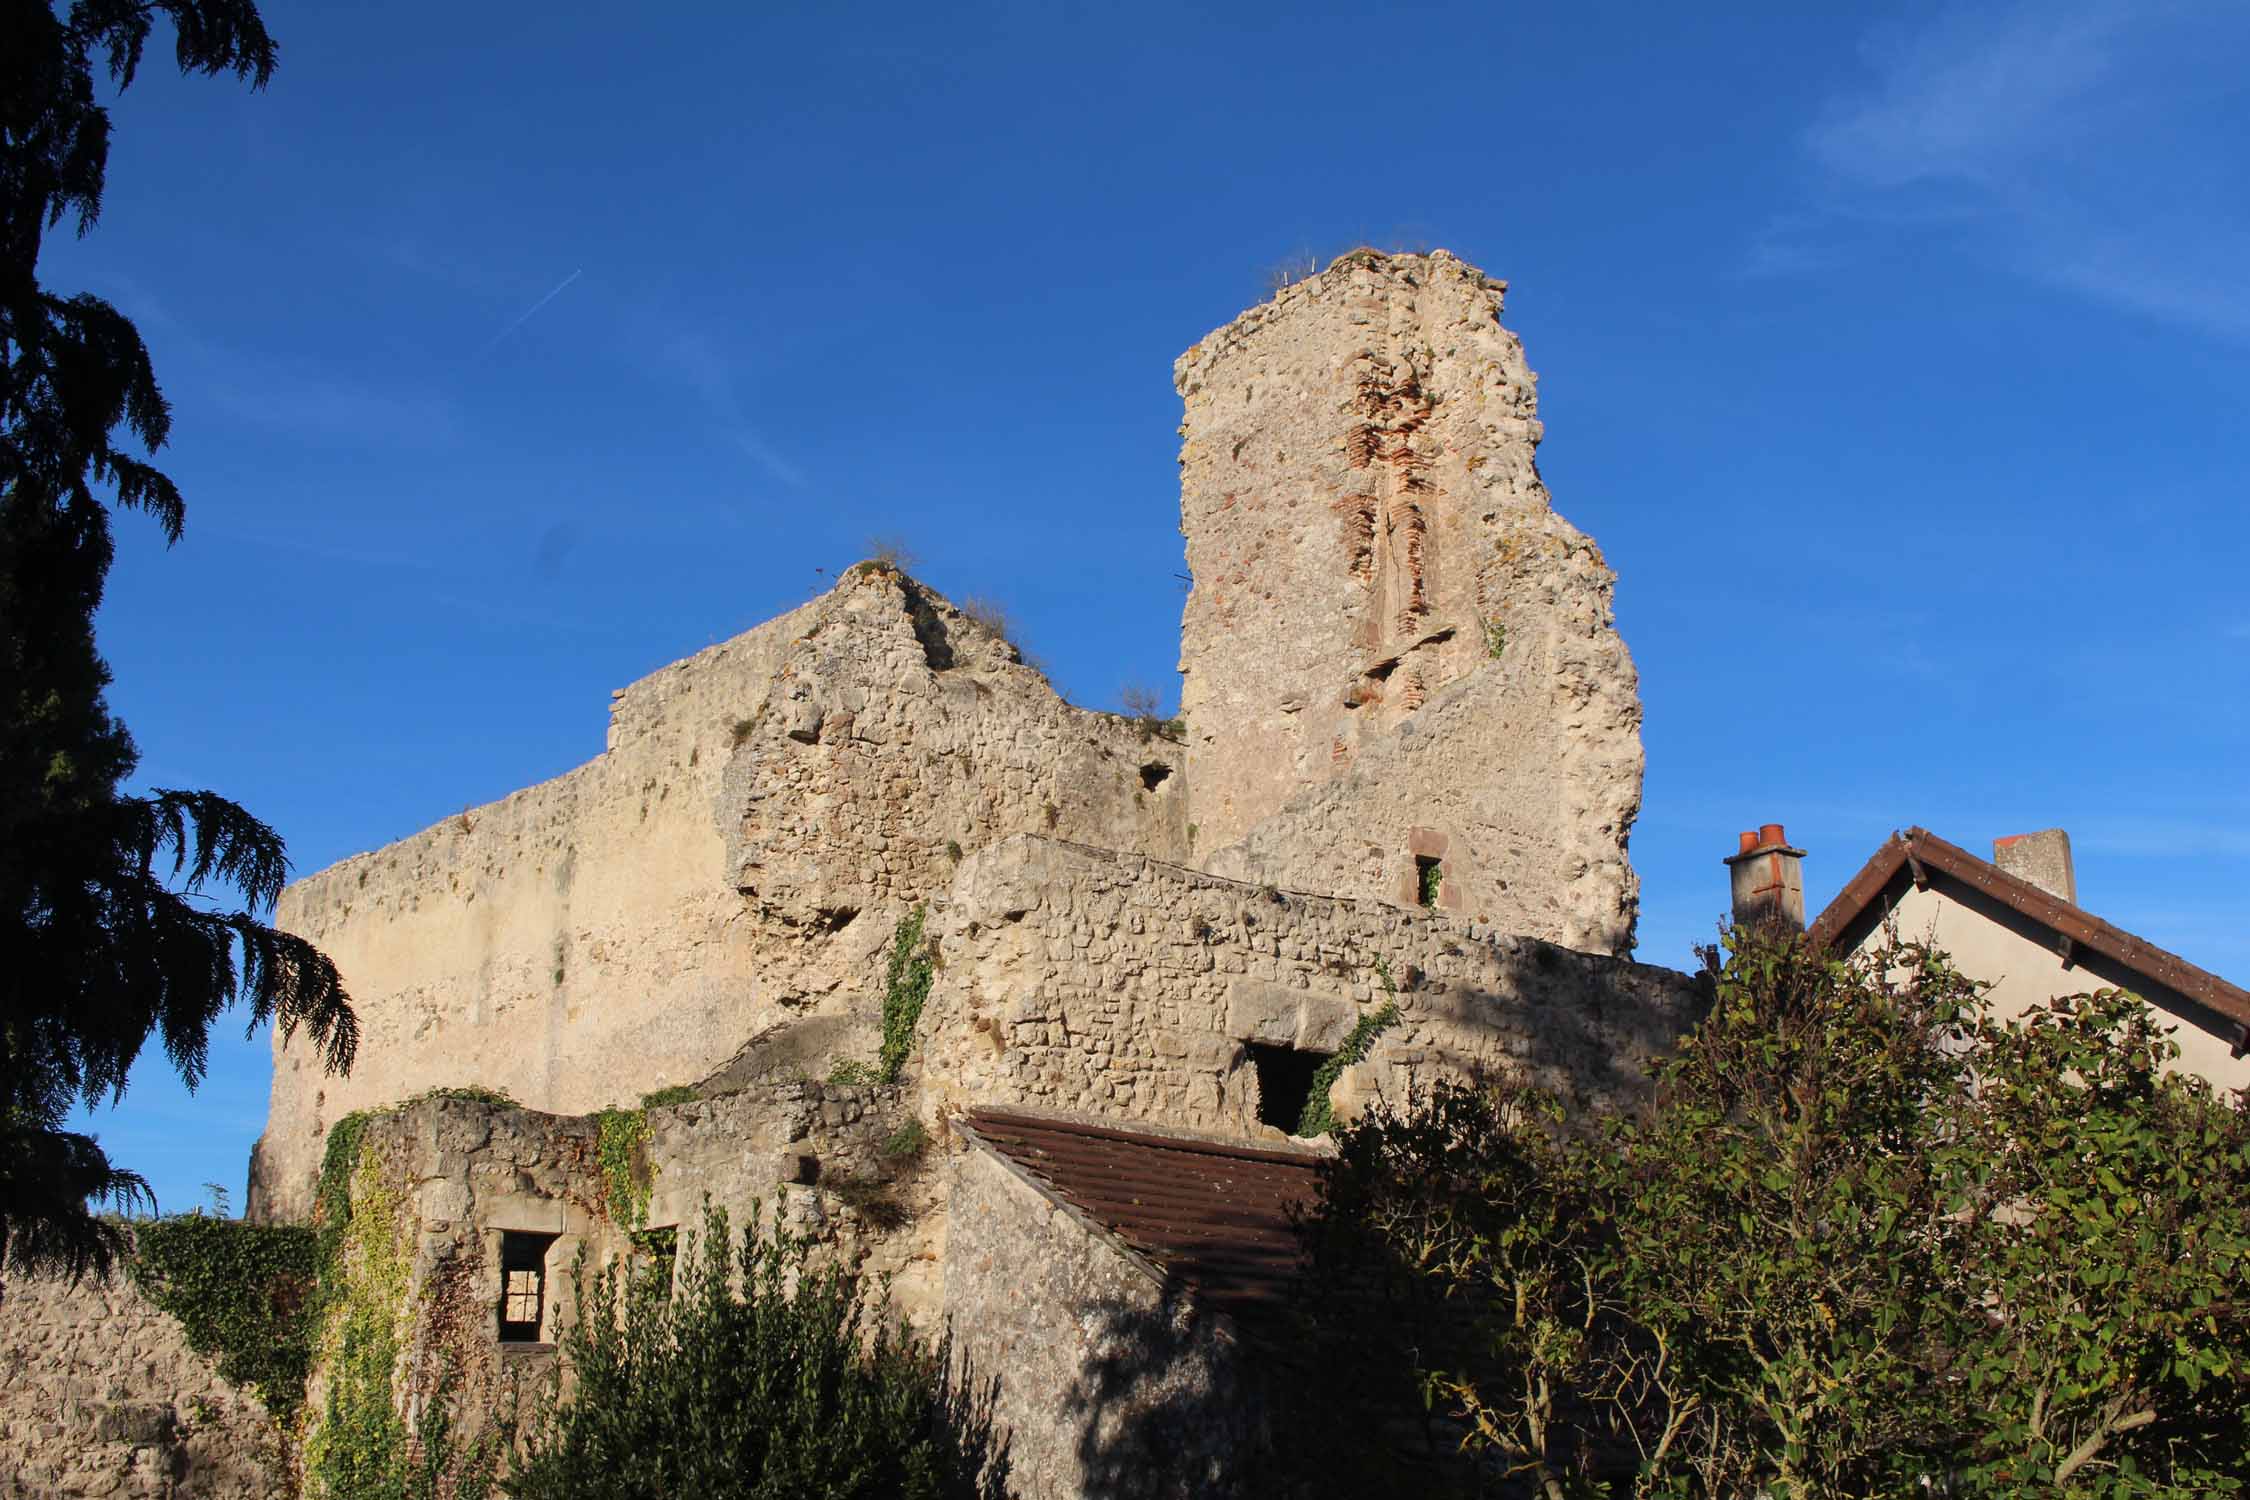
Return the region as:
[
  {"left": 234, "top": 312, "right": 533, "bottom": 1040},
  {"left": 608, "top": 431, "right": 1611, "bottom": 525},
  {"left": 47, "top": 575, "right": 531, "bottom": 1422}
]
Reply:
[
  {"left": 303, "top": 1147, "right": 412, "bottom": 1498},
  {"left": 878, "top": 905, "right": 934, "bottom": 1083},
  {"left": 129, "top": 1216, "right": 319, "bottom": 1420},
  {"left": 133, "top": 1092, "right": 514, "bottom": 1496},
  {"left": 595, "top": 1085, "right": 700, "bottom": 1229},
  {"left": 1297, "top": 960, "right": 1403, "bottom": 1138}
]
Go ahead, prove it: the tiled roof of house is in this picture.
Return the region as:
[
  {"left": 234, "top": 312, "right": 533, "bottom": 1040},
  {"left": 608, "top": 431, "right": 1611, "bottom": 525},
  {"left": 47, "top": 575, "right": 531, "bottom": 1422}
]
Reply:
[
  {"left": 1806, "top": 826, "right": 2250, "bottom": 1037},
  {"left": 958, "top": 1109, "right": 1324, "bottom": 1324}
]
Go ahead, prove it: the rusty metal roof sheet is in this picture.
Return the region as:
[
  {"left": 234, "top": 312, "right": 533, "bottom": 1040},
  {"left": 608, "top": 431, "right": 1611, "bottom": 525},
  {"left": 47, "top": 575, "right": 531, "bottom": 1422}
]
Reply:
[
  {"left": 959, "top": 1109, "right": 1324, "bottom": 1323},
  {"left": 1807, "top": 826, "right": 2250, "bottom": 1038}
]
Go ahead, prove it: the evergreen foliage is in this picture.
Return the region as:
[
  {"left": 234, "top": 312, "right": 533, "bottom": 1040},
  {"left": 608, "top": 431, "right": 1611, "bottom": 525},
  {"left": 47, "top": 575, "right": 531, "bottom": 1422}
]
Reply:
[
  {"left": 504, "top": 1204, "right": 1003, "bottom": 1499},
  {"left": 1, "top": 0, "right": 356, "bottom": 1281},
  {"left": 1292, "top": 929, "right": 2250, "bottom": 1498}
]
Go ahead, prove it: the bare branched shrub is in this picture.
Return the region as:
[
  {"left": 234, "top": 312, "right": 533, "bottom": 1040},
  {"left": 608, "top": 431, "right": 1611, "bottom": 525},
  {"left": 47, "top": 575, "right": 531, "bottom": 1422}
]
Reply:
[
  {"left": 1262, "top": 249, "right": 1320, "bottom": 296},
  {"left": 1117, "top": 681, "right": 1184, "bottom": 743},
  {"left": 861, "top": 535, "right": 918, "bottom": 572},
  {"left": 957, "top": 595, "right": 1014, "bottom": 645}
]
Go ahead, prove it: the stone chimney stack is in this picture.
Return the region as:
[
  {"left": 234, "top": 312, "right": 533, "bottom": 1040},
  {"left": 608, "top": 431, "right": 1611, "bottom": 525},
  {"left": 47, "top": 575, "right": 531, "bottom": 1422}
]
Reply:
[
  {"left": 1993, "top": 828, "right": 2075, "bottom": 904},
  {"left": 1725, "top": 823, "right": 1806, "bottom": 933}
]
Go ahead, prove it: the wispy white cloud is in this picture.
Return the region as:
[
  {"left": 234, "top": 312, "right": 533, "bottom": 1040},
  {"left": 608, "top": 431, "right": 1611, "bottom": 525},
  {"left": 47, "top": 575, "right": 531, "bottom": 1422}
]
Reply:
[
  {"left": 658, "top": 329, "right": 807, "bottom": 489},
  {"left": 203, "top": 367, "right": 457, "bottom": 443},
  {"left": 1805, "top": 4, "right": 2130, "bottom": 190},
  {"left": 1759, "top": 1, "right": 2250, "bottom": 339},
  {"left": 77, "top": 267, "right": 461, "bottom": 446}
]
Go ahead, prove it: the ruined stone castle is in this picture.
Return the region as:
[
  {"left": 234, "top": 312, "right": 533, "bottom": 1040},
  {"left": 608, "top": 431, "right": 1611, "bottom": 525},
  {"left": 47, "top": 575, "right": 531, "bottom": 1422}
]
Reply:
[{"left": 2, "top": 250, "right": 1701, "bottom": 1499}]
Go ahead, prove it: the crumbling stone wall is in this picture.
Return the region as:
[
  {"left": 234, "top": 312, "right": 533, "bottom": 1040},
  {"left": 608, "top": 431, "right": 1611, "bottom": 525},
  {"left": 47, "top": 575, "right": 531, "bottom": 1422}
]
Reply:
[
  {"left": 0, "top": 1262, "right": 285, "bottom": 1499},
  {"left": 644, "top": 1081, "right": 945, "bottom": 1325},
  {"left": 260, "top": 596, "right": 818, "bottom": 1221},
  {"left": 717, "top": 564, "right": 1188, "bottom": 991},
  {"left": 944, "top": 1144, "right": 1262, "bottom": 1500},
  {"left": 917, "top": 836, "right": 1700, "bottom": 1138},
  {"left": 294, "top": 1085, "right": 941, "bottom": 1475},
  {"left": 260, "top": 568, "right": 1184, "bottom": 1222},
  {"left": 1174, "top": 250, "right": 1644, "bottom": 954}
]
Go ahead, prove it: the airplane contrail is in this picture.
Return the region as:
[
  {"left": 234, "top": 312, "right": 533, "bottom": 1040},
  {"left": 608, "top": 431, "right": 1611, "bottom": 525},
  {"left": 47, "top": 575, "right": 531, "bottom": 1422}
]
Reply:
[{"left": 478, "top": 268, "right": 582, "bottom": 354}]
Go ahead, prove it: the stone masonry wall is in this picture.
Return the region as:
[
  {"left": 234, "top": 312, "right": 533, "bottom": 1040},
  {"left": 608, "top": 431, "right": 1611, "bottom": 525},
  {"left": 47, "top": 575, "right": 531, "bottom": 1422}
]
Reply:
[
  {"left": 0, "top": 1261, "right": 285, "bottom": 1499},
  {"left": 943, "top": 1144, "right": 1260, "bottom": 1500},
  {"left": 260, "top": 567, "right": 1183, "bottom": 1222},
  {"left": 1174, "top": 249, "right": 1644, "bottom": 954},
  {"left": 260, "top": 596, "right": 818, "bottom": 1220},
  {"left": 298, "top": 1086, "right": 938, "bottom": 1471},
  {"left": 917, "top": 836, "right": 1701, "bottom": 1139}
]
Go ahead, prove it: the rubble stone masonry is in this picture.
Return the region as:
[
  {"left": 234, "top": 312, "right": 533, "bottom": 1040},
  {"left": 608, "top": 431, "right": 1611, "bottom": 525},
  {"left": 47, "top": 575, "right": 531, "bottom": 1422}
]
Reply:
[
  {"left": 1175, "top": 251, "right": 1645, "bottom": 954},
  {"left": 0, "top": 1262, "right": 284, "bottom": 1499},
  {"left": 918, "top": 835, "right": 1699, "bottom": 1136}
]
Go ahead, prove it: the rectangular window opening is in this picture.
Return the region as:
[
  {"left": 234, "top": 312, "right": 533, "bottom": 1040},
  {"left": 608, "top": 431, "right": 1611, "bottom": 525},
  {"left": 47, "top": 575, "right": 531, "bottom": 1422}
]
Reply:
[
  {"left": 1248, "top": 1042, "right": 1331, "bottom": 1135},
  {"left": 635, "top": 1226, "right": 678, "bottom": 1297},
  {"left": 497, "top": 1231, "right": 559, "bottom": 1343},
  {"left": 1416, "top": 856, "right": 1443, "bottom": 909}
]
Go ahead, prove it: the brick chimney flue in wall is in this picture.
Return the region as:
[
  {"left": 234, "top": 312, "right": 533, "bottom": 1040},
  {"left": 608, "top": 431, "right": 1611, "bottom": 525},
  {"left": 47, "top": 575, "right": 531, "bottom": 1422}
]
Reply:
[
  {"left": 1993, "top": 828, "right": 2075, "bottom": 905},
  {"left": 1724, "top": 822, "right": 1806, "bottom": 933}
]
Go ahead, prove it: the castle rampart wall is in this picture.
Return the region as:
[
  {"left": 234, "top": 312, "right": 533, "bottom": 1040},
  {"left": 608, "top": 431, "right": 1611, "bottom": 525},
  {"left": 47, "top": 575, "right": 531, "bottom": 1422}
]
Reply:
[
  {"left": 257, "top": 598, "right": 822, "bottom": 1221},
  {"left": 260, "top": 570, "right": 1188, "bottom": 1223}
]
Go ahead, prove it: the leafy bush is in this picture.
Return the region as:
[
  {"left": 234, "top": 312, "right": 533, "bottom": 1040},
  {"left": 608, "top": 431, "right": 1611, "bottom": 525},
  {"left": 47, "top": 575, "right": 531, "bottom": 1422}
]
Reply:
[
  {"left": 504, "top": 1205, "right": 1001, "bottom": 1499},
  {"left": 1292, "top": 929, "right": 2250, "bottom": 1498}
]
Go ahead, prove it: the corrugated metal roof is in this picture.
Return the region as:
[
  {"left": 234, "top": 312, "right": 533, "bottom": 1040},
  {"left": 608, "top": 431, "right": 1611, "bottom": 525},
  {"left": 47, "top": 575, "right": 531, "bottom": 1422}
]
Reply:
[{"left": 960, "top": 1109, "right": 1324, "bottom": 1323}]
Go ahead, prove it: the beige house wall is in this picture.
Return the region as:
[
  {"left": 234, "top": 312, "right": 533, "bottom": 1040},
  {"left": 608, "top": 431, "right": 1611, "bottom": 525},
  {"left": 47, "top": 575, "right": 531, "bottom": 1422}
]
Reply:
[{"left": 1851, "top": 883, "right": 2250, "bottom": 1094}]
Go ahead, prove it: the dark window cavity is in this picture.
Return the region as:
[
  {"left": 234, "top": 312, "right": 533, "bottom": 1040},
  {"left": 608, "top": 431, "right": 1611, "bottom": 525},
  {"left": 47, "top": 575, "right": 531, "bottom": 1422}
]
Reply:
[
  {"left": 1248, "top": 1043, "right": 1330, "bottom": 1134},
  {"left": 498, "top": 1231, "right": 559, "bottom": 1342}
]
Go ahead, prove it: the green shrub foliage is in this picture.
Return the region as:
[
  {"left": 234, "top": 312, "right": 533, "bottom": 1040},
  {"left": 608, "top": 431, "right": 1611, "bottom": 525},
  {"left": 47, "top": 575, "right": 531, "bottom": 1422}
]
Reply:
[
  {"left": 1293, "top": 929, "right": 2250, "bottom": 1498},
  {"left": 129, "top": 1215, "right": 318, "bottom": 1419},
  {"left": 504, "top": 1204, "right": 1000, "bottom": 1499}
]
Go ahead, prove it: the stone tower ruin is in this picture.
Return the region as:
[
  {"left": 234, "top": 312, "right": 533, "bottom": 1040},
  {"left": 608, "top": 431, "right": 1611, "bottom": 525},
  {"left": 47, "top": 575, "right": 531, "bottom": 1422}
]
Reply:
[{"left": 1176, "top": 250, "right": 1643, "bottom": 955}]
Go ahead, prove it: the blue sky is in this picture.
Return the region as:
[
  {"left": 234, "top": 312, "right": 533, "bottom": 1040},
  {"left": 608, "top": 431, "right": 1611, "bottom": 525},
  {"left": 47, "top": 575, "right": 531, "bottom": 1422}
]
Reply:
[{"left": 50, "top": 0, "right": 2250, "bottom": 1214}]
